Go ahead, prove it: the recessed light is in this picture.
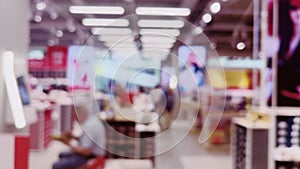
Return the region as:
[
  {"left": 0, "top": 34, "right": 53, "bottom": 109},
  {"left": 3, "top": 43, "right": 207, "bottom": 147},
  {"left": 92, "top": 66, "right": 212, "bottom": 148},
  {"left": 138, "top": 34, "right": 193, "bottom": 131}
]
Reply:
[
  {"left": 192, "top": 27, "right": 203, "bottom": 36},
  {"left": 202, "top": 13, "right": 212, "bottom": 23},
  {"left": 34, "top": 15, "right": 42, "bottom": 23},
  {"left": 236, "top": 42, "right": 246, "bottom": 50},
  {"left": 36, "top": 1, "right": 47, "bottom": 11},
  {"left": 55, "top": 30, "right": 64, "bottom": 38},
  {"left": 210, "top": 2, "right": 221, "bottom": 14}
]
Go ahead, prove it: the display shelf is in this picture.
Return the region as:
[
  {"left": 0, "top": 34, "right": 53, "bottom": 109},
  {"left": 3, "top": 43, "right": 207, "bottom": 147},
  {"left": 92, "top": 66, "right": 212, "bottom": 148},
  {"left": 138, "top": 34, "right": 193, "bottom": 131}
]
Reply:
[
  {"left": 275, "top": 161, "right": 300, "bottom": 169},
  {"left": 232, "top": 117, "right": 269, "bottom": 169},
  {"left": 209, "top": 89, "right": 254, "bottom": 97},
  {"left": 232, "top": 118, "right": 270, "bottom": 129},
  {"left": 29, "top": 107, "right": 53, "bottom": 151},
  {"left": 103, "top": 119, "right": 157, "bottom": 166},
  {"left": 268, "top": 110, "right": 300, "bottom": 169},
  {"left": 207, "top": 57, "right": 264, "bottom": 69},
  {"left": 273, "top": 147, "right": 300, "bottom": 162}
]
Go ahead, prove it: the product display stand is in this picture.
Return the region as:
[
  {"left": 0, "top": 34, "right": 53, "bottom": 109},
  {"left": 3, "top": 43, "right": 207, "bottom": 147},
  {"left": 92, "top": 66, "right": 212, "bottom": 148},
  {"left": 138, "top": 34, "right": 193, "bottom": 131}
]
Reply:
[
  {"left": 29, "top": 105, "right": 54, "bottom": 151},
  {"left": 268, "top": 108, "right": 300, "bottom": 169},
  {"left": 103, "top": 115, "right": 159, "bottom": 167},
  {"left": 200, "top": 88, "right": 252, "bottom": 150},
  {"left": 232, "top": 117, "right": 269, "bottom": 169}
]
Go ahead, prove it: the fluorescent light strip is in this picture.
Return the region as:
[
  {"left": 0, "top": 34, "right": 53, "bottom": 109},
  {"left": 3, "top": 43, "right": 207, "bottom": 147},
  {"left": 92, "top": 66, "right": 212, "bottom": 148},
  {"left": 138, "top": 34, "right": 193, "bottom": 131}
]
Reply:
[
  {"left": 142, "top": 48, "right": 170, "bottom": 53},
  {"left": 141, "top": 36, "right": 176, "bottom": 43},
  {"left": 110, "top": 47, "right": 138, "bottom": 53},
  {"left": 2, "top": 51, "right": 26, "bottom": 129},
  {"left": 82, "top": 18, "right": 129, "bottom": 27},
  {"left": 92, "top": 28, "right": 132, "bottom": 35},
  {"left": 99, "top": 35, "right": 134, "bottom": 42},
  {"left": 69, "top": 6, "right": 125, "bottom": 15},
  {"left": 141, "top": 50, "right": 170, "bottom": 60},
  {"left": 105, "top": 42, "right": 137, "bottom": 48},
  {"left": 142, "top": 43, "right": 174, "bottom": 49},
  {"left": 138, "top": 19, "right": 185, "bottom": 28},
  {"left": 136, "top": 7, "right": 190, "bottom": 16},
  {"left": 140, "top": 28, "right": 180, "bottom": 37}
]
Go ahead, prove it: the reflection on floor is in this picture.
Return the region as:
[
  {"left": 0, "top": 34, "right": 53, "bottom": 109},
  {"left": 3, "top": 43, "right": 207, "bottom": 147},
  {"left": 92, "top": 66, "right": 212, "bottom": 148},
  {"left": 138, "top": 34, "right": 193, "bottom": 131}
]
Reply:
[{"left": 29, "top": 120, "right": 231, "bottom": 169}]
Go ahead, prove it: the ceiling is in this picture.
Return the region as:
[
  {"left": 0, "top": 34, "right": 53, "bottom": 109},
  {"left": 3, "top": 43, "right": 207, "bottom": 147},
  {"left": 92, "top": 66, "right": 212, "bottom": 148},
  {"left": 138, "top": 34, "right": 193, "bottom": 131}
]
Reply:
[{"left": 29, "top": 0, "right": 254, "bottom": 58}]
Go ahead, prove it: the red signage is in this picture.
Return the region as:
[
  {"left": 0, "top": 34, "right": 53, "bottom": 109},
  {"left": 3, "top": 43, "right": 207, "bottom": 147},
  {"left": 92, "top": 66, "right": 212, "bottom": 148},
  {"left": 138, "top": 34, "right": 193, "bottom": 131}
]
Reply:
[
  {"left": 46, "top": 46, "right": 68, "bottom": 70},
  {"left": 28, "top": 59, "right": 45, "bottom": 70}
]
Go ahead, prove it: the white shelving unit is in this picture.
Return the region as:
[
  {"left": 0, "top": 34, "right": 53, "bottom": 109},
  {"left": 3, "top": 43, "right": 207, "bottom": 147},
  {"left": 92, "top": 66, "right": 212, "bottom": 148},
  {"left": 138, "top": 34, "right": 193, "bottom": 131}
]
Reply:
[
  {"left": 232, "top": 117, "right": 270, "bottom": 169},
  {"left": 268, "top": 108, "right": 300, "bottom": 169}
]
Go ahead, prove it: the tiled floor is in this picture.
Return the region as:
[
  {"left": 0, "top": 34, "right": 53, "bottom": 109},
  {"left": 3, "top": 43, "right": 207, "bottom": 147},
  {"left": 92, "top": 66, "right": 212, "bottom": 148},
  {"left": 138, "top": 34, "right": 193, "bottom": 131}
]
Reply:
[{"left": 29, "top": 120, "right": 231, "bottom": 169}]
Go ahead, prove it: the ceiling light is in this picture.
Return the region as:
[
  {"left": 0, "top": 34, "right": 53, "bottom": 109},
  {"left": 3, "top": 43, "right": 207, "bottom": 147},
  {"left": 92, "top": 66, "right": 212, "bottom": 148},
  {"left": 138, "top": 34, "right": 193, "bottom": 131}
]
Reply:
[
  {"left": 202, "top": 13, "right": 212, "bottom": 23},
  {"left": 141, "top": 50, "right": 170, "bottom": 60},
  {"left": 82, "top": 18, "right": 129, "bottom": 27},
  {"left": 136, "top": 7, "right": 190, "bottom": 16},
  {"left": 141, "top": 49, "right": 170, "bottom": 58},
  {"left": 142, "top": 48, "right": 170, "bottom": 53},
  {"left": 236, "top": 42, "right": 246, "bottom": 50},
  {"left": 105, "top": 42, "right": 137, "bottom": 48},
  {"left": 49, "top": 11, "right": 58, "bottom": 20},
  {"left": 69, "top": 6, "right": 125, "bottom": 15},
  {"left": 99, "top": 35, "right": 134, "bottom": 42},
  {"left": 67, "top": 25, "right": 76, "bottom": 33},
  {"left": 139, "top": 28, "right": 180, "bottom": 37},
  {"left": 34, "top": 15, "right": 42, "bottom": 23},
  {"left": 142, "top": 43, "right": 174, "bottom": 49},
  {"left": 55, "top": 30, "right": 64, "bottom": 38},
  {"left": 210, "top": 2, "right": 221, "bottom": 14},
  {"left": 192, "top": 27, "right": 203, "bottom": 36},
  {"left": 138, "top": 19, "right": 185, "bottom": 28},
  {"left": 110, "top": 47, "right": 138, "bottom": 53},
  {"left": 36, "top": 1, "right": 47, "bottom": 11},
  {"left": 48, "top": 39, "right": 55, "bottom": 46},
  {"left": 91, "top": 28, "right": 132, "bottom": 35},
  {"left": 141, "top": 36, "right": 176, "bottom": 43}
]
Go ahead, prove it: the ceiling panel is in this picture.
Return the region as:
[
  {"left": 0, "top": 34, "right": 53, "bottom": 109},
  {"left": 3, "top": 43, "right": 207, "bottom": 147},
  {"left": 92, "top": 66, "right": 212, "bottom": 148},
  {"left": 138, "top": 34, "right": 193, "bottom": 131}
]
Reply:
[{"left": 29, "top": 0, "right": 255, "bottom": 57}]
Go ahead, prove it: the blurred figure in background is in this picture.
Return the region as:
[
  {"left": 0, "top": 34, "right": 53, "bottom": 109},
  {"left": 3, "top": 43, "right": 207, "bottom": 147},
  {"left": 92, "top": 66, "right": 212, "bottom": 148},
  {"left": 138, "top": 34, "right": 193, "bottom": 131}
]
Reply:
[
  {"left": 52, "top": 105, "right": 106, "bottom": 169},
  {"left": 159, "top": 86, "right": 175, "bottom": 131}
]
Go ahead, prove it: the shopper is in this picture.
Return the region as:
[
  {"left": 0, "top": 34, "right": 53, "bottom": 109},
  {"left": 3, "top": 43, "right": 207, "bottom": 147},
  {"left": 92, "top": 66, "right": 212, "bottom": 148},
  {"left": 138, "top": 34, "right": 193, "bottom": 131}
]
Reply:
[
  {"left": 150, "top": 84, "right": 166, "bottom": 115},
  {"left": 276, "top": 0, "right": 300, "bottom": 106},
  {"left": 133, "top": 86, "right": 153, "bottom": 113},
  {"left": 159, "top": 86, "right": 174, "bottom": 131},
  {"left": 52, "top": 105, "right": 106, "bottom": 169}
]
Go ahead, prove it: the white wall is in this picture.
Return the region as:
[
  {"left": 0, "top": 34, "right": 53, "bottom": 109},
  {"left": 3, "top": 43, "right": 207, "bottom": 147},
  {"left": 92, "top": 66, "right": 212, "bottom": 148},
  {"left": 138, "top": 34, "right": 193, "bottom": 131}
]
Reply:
[{"left": 0, "top": 0, "right": 30, "bottom": 131}]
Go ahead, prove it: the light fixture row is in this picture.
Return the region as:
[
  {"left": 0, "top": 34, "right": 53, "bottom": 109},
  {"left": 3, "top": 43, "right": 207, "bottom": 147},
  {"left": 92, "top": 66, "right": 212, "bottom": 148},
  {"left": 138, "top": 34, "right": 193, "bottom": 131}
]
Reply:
[
  {"left": 91, "top": 28, "right": 180, "bottom": 36},
  {"left": 82, "top": 18, "right": 185, "bottom": 28},
  {"left": 69, "top": 6, "right": 191, "bottom": 16}
]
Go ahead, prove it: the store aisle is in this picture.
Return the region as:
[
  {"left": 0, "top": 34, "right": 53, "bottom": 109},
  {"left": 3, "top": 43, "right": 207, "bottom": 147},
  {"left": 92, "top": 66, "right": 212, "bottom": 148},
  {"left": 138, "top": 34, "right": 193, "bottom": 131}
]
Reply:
[
  {"left": 29, "top": 120, "right": 231, "bottom": 169},
  {"left": 155, "top": 121, "right": 231, "bottom": 169}
]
